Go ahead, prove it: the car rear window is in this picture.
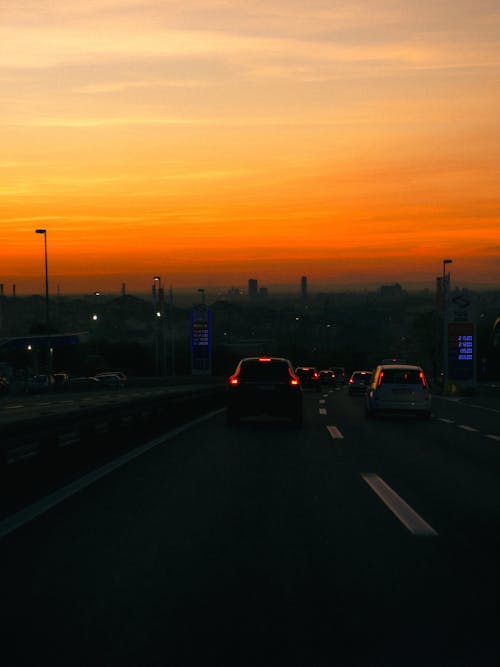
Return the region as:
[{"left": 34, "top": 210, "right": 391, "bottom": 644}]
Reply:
[
  {"left": 238, "top": 360, "right": 291, "bottom": 380},
  {"left": 379, "top": 368, "right": 422, "bottom": 384},
  {"left": 353, "top": 373, "right": 371, "bottom": 382}
]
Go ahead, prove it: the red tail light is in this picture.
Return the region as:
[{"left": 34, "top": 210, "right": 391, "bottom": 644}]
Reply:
[
  {"left": 229, "top": 376, "right": 239, "bottom": 385},
  {"left": 258, "top": 357, "right": 271, "bottom": 362},
  {"left": 313, "top": 371, "right": 319, "bottom": 379},
  {"left": 419, "top": 371, "right": 427, "bottom": 387},
  {"left": 377, "top": 371, "right": 384, "bottom": 387},
  {"left": 349, "top": 378, "right": 354, "bottom": 384},
  {"left": 289, "top": 369, "right": 300, "bottom": 386}
]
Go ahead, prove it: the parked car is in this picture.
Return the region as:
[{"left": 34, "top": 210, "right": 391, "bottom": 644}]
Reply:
[
  {"left": 96, "top": 371, "right": 127, "bottom": 384},
  {"left": 348, "top": 371, "right": 372, "bottom": 395},
  {"left": 25, "top": 374, "right": 55, "bottom": 394},
  {"left": 227, "top": 356, "right": 303, "bottom": 426},
  {"left": 95, "top": 373, "right": 124, "bottom": 387},
  {"left": 365, "top": 364, "right": 431, "bottom": 419},
  {"left": 53, "top": 372, "right": 70, "bottom": 390},
  {"left": 295, "top": 366, "right": 321, "bottom": 391},
  {"left": 70, "top": 376, "right": 102, "bottom": 390},
  {"left": 0, "top": 376, "right": 9, "bottom": 395},
  {"left": 329, "top": 366, "right": 347, "bottom": 385}
]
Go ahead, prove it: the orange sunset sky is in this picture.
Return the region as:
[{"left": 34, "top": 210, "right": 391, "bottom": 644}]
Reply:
[{"left": 1, "top": 0, "right": 499, "bottom": 294}]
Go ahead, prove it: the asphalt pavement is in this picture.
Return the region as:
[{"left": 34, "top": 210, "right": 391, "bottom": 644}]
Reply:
[{"left": 1, "top": 386, "right": 500, "bottom": 666}]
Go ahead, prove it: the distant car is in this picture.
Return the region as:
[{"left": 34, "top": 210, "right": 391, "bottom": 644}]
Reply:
[
  {"left": 53, "top": 372, "right": 70, "bottom": 389},
  {"left": 0, "top": 376, "right": 9, "bottom": 395},
  {"left": 319, "top": 370, "right": 335, "bottom": 385},
  {"left": 365, "top": 364, "right": 431, "bottom": 419},
  {"left": 295, "top": 367, "right": 321, "bottom": 391},
  {"left": 95, "top": 372, "right": 125, "bottom": 387},
  {"left": 330, "top": 367, "right": 347, "bottom": 385},
  {"left": 227, "top": 356, "right": 303, "bottom": 426},
  {"left": 70, "top": 376, "right": 102, "bottom": 390},
  {"left": 96, "top": 371, "right": 127, "bottom": 383},
  {"left": 25, "top": 374, "right": 55, "bottom": 394},
  {"left": 348, "top": 371, "right": 372, "bottom": 395}
]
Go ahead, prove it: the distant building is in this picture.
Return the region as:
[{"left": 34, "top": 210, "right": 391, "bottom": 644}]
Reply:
[
  {"left": 301, "top": 276, "right": 308, "bottom": 300},
  {"left": 248, "top": 278, "right": 258, "bottom": 298},
  {"left": 379, "top": 283, "right": 404, "bottom": 300},
  {"left": 259, "top": 287, "right": 268, "bottom": 298}
]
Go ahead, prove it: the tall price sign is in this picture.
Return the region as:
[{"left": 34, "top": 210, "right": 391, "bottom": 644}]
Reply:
[{"left": 191, "top": 304, "right": 211, "bottom": 375}]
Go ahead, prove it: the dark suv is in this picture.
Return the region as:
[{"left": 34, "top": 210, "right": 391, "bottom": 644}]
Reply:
[{"left": 227, "top": 357, "right": 303, "bottom": 426}]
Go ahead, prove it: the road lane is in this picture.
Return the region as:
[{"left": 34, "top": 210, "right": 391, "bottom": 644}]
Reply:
[{"left": 1, "top": 392, "right": 499, "bottom": 665}]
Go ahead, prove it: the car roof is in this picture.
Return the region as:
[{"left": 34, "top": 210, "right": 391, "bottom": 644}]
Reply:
[
  {"left": 377, "top": 364, "right": 423, "bottom": 371},
  {"left": 239, "top": 356, "right": 290, "bottom": 363}
]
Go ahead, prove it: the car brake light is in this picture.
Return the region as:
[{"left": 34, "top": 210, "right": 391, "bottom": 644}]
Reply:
[
  {"left": 290, "top": 378, "right": 299, "bottom": 386},
  {"left": 349, "top": 378, "right": 354, "bottom": 384},
  {"left": 259, "top": 357, "right": 271, "bottom": 362},
  {"left": 377, "top": 371, "right": 384, "bottom": 387},
  {"left": 419, "top": 371, "right": 427, "bottom": 387},
  {"left": 229, "top": 376, "right": 239, "bottom": 385},
  {"left": 313, "top": 372, "right": 319, "bottom": 379}
]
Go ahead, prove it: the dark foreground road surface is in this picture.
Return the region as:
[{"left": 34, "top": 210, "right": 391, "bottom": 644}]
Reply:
[{"left": 1, "top": 387, "right": 500, "bottom": 666}]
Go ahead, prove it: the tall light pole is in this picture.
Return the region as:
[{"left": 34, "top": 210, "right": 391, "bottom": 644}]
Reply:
[
  {"left": 35, "top": 229, "right": 49, "bottom": 327},
  {"left": 442, "top": 259, "right": 453, "bottom": 393}
]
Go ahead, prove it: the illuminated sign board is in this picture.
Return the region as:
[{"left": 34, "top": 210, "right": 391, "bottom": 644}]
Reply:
[
  {"left": 448, "top": 322, "right": 474, "bottom": 381},
  {"left": 191, "top": 305, "right": 211, "bottom": 374}
]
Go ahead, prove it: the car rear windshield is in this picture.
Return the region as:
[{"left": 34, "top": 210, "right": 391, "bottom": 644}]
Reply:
[
  {"left": 238, "top": 360, "right": 291, "bottom": 380},
  {"left": 353, "top": 373, "right": 371, "bottom": 382},
  {"left": 379, "top": 368, "right": 422, "bottom": 384}
]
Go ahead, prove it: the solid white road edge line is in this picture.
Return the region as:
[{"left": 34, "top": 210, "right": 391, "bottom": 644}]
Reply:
[
  {"left": 0, "top": 408, "right": 225, "bottom": 542},
  {"left": 327, "top": 425, "right": 344, "bottom": 439},
  {"left": 361, "top": 473, "right": 438, "bottom": 537}
]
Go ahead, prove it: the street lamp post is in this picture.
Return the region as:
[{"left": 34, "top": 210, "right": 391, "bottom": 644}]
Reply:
[
  {"left": 442, "top": 259, "right": 453, "bottom": 393},
  {"left": 35, "top": 228, "right": 51, "bottom": 372},
  {"left": 35, "top": 229, "right": 49, "bottom": 327}
]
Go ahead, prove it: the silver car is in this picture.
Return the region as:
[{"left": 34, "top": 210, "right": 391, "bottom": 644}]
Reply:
[{"left": 365, "top": 364, "right": 431, "bottom": 419}]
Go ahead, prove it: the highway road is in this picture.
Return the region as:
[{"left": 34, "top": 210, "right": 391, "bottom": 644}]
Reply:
[{"left": 1, "top": 386, "right": 500, "bottom": 666}]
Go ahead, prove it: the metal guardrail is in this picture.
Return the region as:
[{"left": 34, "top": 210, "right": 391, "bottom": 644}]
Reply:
[{"left": 0, "top": 383, "right": 226, "bottom": 466}]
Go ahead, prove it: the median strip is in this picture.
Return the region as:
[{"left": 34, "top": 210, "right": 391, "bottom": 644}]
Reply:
[
  {"left": 361, "top": 473, "right": 438, "bottom": 537},
  {"left": 0, "top": 408, "right": 224, "bottom": 542}
]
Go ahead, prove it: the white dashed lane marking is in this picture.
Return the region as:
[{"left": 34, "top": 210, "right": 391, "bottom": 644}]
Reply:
[
  {"left": 458, "top": 425, "right": 478, "bottom": 432},
  {"left": 485, "top": 434, "right": 500, "bottom": 442},
  {"left": 438, "top": 418, "right": 454, "bottom": 424},
  {"left": 319, "top": 408, "right": 327, "bottom": 415},
  {"left": 362, "top": 473, "right": 438, "bottom": 537},
  {"left": 327, "top": 426, "right": 344, "bottom": 439}
]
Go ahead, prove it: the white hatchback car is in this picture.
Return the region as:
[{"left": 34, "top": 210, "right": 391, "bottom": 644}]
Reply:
[{"left": 365, "top": 364, "right": 431, "bottom": 419}]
